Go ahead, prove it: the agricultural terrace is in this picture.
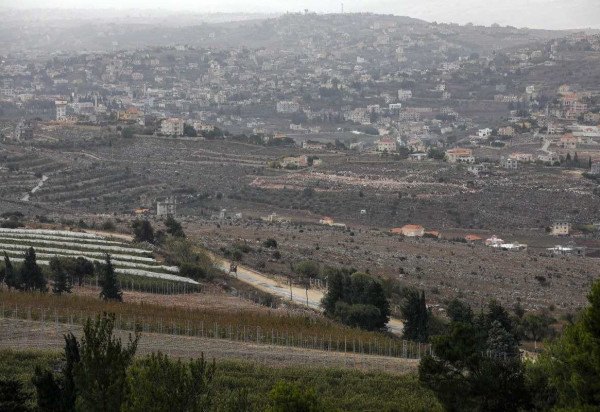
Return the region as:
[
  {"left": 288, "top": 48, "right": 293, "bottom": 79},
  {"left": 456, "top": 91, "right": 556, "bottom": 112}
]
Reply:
[{"left": 0, "top": 228, "right": 198, "bottom": 285}]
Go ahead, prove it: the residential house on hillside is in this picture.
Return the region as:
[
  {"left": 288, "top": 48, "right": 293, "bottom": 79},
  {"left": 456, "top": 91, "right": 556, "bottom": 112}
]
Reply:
[
  {"left": 509, "top": 153, "right": 534, "bottom": 163},
  {"left": 559, "top": 133, "right": 578, "bottom": 149},
  {"left": 498, "top": 126, "right": 515, "bottom": 137},
  {"left": 391, "top": 224, "right": 425, "bottom": 237},
  {"left": 302, "top": 140, "right": 327, "bottom": 150},
  {"left": 500, "top": 157, "right": 518, "bottom": 169},
  {"left": 160, "top": 118, "right": 184, "bottom": 136},
  {"left": 551, "top": 222, "right": 571, "bottom": 236},
  {"left": 446, "top": 148, "right": 475, "bottom": 164},
  {"left": 538, "top": 152, "right": 559, "bottom": 164},
  {"left": 376, "top": 137, "right": 397, "bottom": 153}
]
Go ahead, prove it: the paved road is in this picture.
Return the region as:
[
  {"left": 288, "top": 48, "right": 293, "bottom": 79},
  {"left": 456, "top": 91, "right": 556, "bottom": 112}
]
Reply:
[{"left": 213, "top": 256, "right": 404, "bottom": 335}]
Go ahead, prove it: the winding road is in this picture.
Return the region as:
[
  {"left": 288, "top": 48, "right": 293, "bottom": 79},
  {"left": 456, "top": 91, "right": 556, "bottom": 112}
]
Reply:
[{"left": 212, "top": 256, "right": 404, "bottom": 336}]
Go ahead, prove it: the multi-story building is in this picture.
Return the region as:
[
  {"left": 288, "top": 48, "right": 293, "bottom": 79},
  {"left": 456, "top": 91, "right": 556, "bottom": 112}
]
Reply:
[
  {"left": 551, "top": 222, "right": 571, "bottom": 236},
  {"left": 160, "top": 118, "right": 184, "bottom": 136},
  {"left": 157, "top": 197, "right": 177, "bottom": 217},
  {"left": 55, "top": 100, "right": 68, "bottom": 121}
]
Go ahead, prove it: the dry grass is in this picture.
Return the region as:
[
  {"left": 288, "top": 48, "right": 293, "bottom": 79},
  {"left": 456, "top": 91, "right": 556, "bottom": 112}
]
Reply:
[
  {"left": 0, "top": 318, "right": 418, "bottom": 374},
  {"left": 0, "top": 290, "right": 428, "bottom": 358}
]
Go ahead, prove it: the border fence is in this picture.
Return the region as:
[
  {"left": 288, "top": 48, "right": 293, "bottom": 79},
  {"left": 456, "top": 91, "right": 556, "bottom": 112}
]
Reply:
[{"left": 0, "top": 304, "right": 432, "bottom": 360}]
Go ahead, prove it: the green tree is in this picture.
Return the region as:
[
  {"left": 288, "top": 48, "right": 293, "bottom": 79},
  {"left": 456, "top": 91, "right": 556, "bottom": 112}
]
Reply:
[
  {"left": 74, "top": 257, "right": 95, "bottom": 287},
  {"left": 321, "top": 268, "right": 390, "bottom": 331},
  {"left": 401, "top": 289, "right": 429, "bottom": 342},
  {"left": 262, "top": 238, "right": 278, "bottom": 248},
  {"left": 266, "top": 381, "right": 327, "bottom": 412},
  {"left": 520, "top": 313, "right": 553, "bottom": 344},
  {"left": 98, "top": 255, "right": 122, "bottom": 302},
  {"left": 74, "top": 313, "right": 139, "bottom": 412},
  {"left": 419, "top": 302, "right": 529, "bottom": 411},
  {"left": 32, "top": 367, "right": 62, "bottom": 411},
  {"left": 19, "top": 247, "right": 46, "bottom": 292},
  {"left": 34, "top": 332, "right": 81, "bottom": 412},
  {"left": 164, "top": 215, "right": 185, "bottom": 238},
  {"left": 446, "top": 298, "right": 473, "bottom": 324},
  {"left": 121, "top": 127, "right": 135, "bottom": 139},
  {"left": 131, "top": 220, "right": 154, "bottom": 243},
  {"left": 123, "top": 352, "right": 215, "bottom": 412},
  {"left": 293, "top": 260, "right": 320, "bottom": 279},
  {"left": 50, "top": 257, "right": 72, "bottom": 295},
  {"left": 1, "top": 253, "right": 17, "bottom": 289},
  {"left": 539, "top": 279, "right": 600, "bottom": 409},
  {"left": 0, "top": 378, "right": 31, "bottom": 412},
  {"left": 183, "top": 124, "right": 197, "bottom": 137}
]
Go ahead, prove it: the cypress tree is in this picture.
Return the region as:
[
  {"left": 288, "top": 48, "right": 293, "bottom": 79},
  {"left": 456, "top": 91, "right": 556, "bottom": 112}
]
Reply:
[
  {"left": 401, "top": 289, "right": 429, "bottom": 342},
  {"left": 20, "top": 247, "right": 46, "bottom": 292},
  {"left": 50, "top": 257, "right": 72, "bottom": 295},
  {"left": 99, "top": 254, "right": 122, "bottom": 302},
  {"left": 1, "top": 253, "right": 17, "bottom": 289}
]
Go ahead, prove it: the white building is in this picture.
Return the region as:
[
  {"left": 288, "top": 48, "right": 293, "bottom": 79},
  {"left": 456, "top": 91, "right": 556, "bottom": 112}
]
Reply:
[
  {"left": 276, "top": 101, "right": 300, "bottom": 114},
  {"left": 157, "top": 197, "right": 176, "bottom": 217},
  {"left": 375, "top": 137, "right": 397, "bottom": 153},
  {"left": 551, "top": 222, "right": 571, "bottom": 236},
  {"left": 478, "top": 128, "right": 493, "bottom": 138},
  {"left": 55, "top": 100, "right": 68, "bottom": 121},
  {"left": 397, "top": 89, "right": 413, "bottom": 101},
  {"left": 160, "top": 118, "right": 184, "bottom": 136}
]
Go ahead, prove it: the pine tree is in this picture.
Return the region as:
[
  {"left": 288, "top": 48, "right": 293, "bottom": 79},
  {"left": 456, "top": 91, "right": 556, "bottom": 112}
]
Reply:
[
  {"left": 50, "top": 257, "right": 72, "bottom": 295},
  {"left": 75, "top": 314, "right": 138, "bottom": 411},
  {"left": 165, "top": 215, "right": 185, "bottom": 238},
  {"left": 99, "top": 254, "right": 122, "bottom": 302},
  {"left": 20, "top": 247, "right": 46, "bottom": 292}
]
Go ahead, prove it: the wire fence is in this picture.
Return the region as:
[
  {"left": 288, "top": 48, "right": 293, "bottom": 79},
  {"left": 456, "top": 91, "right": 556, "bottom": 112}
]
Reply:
[{"left": 0, "top": 304, "right": 432, "bottom": 360}]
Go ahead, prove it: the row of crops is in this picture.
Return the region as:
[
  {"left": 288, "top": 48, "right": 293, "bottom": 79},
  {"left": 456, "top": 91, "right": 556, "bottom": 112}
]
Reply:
[{"left": 0, "top": 228, "right": 198, "bottom": 285}]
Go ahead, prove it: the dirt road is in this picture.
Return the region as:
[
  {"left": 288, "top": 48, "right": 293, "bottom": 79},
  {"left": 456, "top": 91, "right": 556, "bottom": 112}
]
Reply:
[
  {"left": 212, "top": 256, "right": 404, "bottom": 335},
  {"left": 82, "top": 230, "right": 404, "bottom": 334}
]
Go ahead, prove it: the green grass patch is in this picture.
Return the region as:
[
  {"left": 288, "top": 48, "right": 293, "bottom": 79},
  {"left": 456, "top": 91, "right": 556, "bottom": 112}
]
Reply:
[{"left": 0, "top": 349, "right": 441, "bottom": 411}]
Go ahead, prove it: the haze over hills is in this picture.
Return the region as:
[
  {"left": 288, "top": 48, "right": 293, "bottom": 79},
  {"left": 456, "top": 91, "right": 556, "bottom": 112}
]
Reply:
[
  {"left": 4, "top": 0, "right": 600, "bottom": 30},
  {"left": 0, "top": 10, "right": 592, "bottom": 57}
]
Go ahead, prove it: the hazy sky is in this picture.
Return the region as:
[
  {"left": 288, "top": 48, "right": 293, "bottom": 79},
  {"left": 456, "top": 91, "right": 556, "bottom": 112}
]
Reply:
[{"left": 4, "top": 0, "right": 600, "bottom": 29}]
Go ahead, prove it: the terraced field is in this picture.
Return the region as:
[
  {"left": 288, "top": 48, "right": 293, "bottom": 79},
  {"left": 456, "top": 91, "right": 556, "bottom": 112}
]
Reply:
[{"left": 0, "top": 228, "right": 198, "bottom": 285}]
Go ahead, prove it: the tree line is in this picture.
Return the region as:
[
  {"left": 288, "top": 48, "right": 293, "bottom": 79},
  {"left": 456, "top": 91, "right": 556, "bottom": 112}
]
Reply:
[{"left": 1, "top": 249, "right": 123, "bottom": 302}]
